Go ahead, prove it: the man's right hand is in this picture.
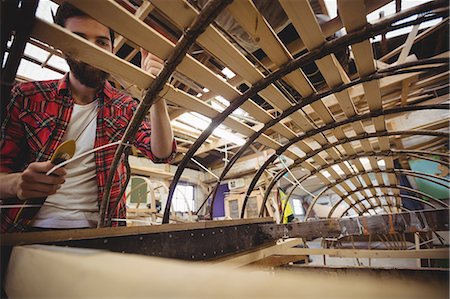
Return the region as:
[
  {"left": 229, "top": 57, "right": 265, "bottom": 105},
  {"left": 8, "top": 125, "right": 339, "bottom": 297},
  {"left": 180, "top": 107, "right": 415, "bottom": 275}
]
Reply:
[{"left": 15, "top": 161, "right": 66, "bottom": 200}]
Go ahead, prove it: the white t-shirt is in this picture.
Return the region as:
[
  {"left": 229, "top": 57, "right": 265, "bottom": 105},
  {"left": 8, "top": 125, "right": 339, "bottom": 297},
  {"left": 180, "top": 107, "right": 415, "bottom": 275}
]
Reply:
[{"left": 32, "top": 100, "right": 99, "bottom": 228}]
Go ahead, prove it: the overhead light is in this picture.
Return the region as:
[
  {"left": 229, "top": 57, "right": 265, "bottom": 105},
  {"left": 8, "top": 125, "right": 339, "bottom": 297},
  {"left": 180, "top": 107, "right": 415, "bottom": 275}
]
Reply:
[
  {"left": 221, "top": 67, "right": 236, "bottom": 79},
  {"left": 202, "top": 87, "right": 210, "bottom": 93},
  {"left": 213, "top": 128, "right": 246, "bottom": 146},
  {"left": 322, "top": 170, "right": 331, "bottom": 178},
  {"left": 359, "top": 157, "right": 372, "bottom": 170},
  {"left": 176, "top": 112, "right": 246, "bottom": 146},
  {"left": 196, "top": 93, "right": 202, "bottom": 97},
  {"left": 177, "top": 112, "right": 210, "bottom": 130},
  {"left": 215, "top": 95, "right": 230, "bottom": 106},
  {"left": 331, "top": 165, "right": 345, "bottom": 176},
  {"left": 377, "top": 159, "right": 386, "bottom": 167}
]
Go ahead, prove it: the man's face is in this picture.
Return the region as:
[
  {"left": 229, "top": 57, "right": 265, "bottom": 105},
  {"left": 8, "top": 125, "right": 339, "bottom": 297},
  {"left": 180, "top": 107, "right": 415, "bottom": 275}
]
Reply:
[{"left": 64, "top": 16, "right": 112, "bottom": 89}]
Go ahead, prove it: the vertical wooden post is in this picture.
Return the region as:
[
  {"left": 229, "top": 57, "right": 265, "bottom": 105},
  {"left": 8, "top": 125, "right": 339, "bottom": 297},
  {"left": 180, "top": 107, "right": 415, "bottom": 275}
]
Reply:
[{"left": 415, "top": 232, "right": 421, "bottom": 268}]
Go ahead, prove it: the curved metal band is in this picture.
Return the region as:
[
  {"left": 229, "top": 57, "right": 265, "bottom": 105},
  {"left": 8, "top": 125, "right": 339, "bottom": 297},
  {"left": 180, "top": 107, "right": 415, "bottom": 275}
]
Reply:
[
  {"left": 339, "top": 195, "right": 437, "bottom": 218},
  {"left": 260, "top": 131, "right": 449, "bottom": 217},
  {"left": 98, "top": 0, "right": 234, "bottom": 226},
  {"left": 162, "top": 2, "right": 447, "bottom": 223},
  {"left": 305, "top": 168, "right": 449, "bottom": 220},
  {"left": 268, "top": 150, "right": 450, "bottom": 221},
  {"left": 240, "top": 103, "right": 449, "bottom": 218},
  {"left": 279, "top": 166, "right": 449, "bottom": 222},
  {"left": 208, "top": 61, "right": 446, "bottom": 218},
  {"left": 328, "top": 184, "right": 448, "bottom": 220}
]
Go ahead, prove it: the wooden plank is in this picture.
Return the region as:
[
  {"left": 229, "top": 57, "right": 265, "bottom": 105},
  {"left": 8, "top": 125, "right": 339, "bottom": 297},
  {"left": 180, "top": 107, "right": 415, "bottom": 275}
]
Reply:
[
  {"left": 260, "top": 0, "right": 392, "bottom": 69},
  {"left": 225, "top": 0, "right": 364, "bottom": 208},
  {"left": 397, "top": 23, "right": 420, "bottom": 64},
  {"left": 338, "top": 0, "right": 399, "bottom": 194},
  {"left": 5, "top": 245, "right": 447, "bottom": 298},
  {"left": 381, "top": 17, "right": 449, "bottom": 61},
  {"left": 113, "top": 1, "right": 154, "bottom": 52},
  {"left": 278, "top": 248, "right": 449, "bottom": 259},
  {"left": 1, "top": 217, "right": 274, "bottom": 246},
  {"left": 63, "top": 0, "right": 301, "bottom": 153},
  {"left": 151, "top": 0, "right": 338, "bottom": 165},
  {"left": 213, "top": 238, "right": 302, "bottom": 267},
  {"left": 226, "top": 0, "right": 293, "bottom": 67},
  {"left": 30, "top": 18, "right": 305, "bottom": 160}
]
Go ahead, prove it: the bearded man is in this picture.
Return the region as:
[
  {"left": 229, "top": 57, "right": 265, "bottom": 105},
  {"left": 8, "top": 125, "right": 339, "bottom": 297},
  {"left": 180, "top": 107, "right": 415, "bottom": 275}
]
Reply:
[{"left": 0, "top": 2, "right": 176, "bottom": 232}]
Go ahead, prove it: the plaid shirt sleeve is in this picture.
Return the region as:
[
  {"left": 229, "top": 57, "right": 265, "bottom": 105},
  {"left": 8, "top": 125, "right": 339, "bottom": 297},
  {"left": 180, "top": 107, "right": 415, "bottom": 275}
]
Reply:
[
  {"left": 0, "top": 85, "right": 25, "bottom": 173},
  {"left": 127, "top": 98, "right": 177, "bottom": 163}
]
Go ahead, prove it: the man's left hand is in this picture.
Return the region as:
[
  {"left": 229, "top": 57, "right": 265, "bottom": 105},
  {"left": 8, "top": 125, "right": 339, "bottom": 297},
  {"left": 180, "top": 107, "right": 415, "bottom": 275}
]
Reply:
[{"left": 141, "top": 49, "right": 164, "bottom": 76}]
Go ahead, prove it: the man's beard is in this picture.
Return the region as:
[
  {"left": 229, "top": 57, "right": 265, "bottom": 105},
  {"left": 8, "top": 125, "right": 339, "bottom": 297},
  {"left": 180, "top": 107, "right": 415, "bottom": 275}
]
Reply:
[{"left": 67, "top": 58, "right": 108, "bottom": 89}]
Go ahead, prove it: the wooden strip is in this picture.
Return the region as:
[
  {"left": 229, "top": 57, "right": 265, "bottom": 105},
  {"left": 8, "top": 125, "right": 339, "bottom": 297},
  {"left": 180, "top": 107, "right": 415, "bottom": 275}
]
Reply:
[
  {"left": 6, "top": 245, "right": 447, "bottom": 298},
  {"left": 380, "top": 18, "right": 449, "bottom": 62},
  {"left": 338, "top": 0, "right": 398, "bottom": 193},
  {"left": 213, "top": 238, "right": 302, "bottom": 267},
  {"left": 260, "top": 0, "right": 392, "bottom": 69},
  {"left": 397, "top": 23, "right": 420, "bottom": 64},
  {"left": 1, "top": 217, "right": 274, "bottom": 246},
  {"left": 226, "top": 0, "right": 292, "bottom": 66},
  {"left": 63, "top": 0, "right": 300, "bottom": 152},
  {"left": 278, "top": 248, "right": 449, "bottom": 259},
  {"left": 151, "top": 0, "right": 333, "bottom": 159},
  {"left": 30, "top": 18, "right": 301, "bottom": 160},
  {"left": 113, "top": 1, "right": 154, "bottom": 53},
  {"left": 225, "top": 0, "right": 363, "bottom": 205}
]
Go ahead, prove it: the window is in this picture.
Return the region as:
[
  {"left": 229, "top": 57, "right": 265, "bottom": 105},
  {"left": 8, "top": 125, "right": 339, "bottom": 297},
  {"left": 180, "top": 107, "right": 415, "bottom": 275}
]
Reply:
[
  {"left": 173, "top": 184, "right": 195, "bottom": 212},
  {"left": 292, "top": 199, "right": 305, "bottom": 216}
]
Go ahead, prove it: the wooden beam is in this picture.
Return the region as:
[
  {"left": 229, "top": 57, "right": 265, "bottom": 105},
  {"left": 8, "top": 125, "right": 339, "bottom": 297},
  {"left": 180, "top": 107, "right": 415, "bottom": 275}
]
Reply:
[
  {"left": 63, "top": 0, "right": 302, "bottom": 159},
  {"left": 5, "top": 245, "right": 447, "bottom": 298},
  {"left": 213, "top": 238, "right": 302, "bottom": 267},
  {"left": 1, "top": 217, "right": 274, "bottom": 246},
  {"left": 277, "top": 248, "right": 449, "bottom": 259},
  {"left": 30, "top": 18, "right": 302, "bottom": 161}
]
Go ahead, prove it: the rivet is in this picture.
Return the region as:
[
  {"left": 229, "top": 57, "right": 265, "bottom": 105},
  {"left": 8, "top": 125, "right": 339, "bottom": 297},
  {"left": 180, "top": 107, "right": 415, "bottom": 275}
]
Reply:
[
  {"left": 103, "top": 239, "right": 108, "bottom": 244},
  {"left": 169, "top": 234, "right": 172, "bottom": 238},
  {"left": 191, "top": 255, "right": 195, "bottom": 259},
  {"left": 139, "top": 237, "right": 143, "bottom": 241}
]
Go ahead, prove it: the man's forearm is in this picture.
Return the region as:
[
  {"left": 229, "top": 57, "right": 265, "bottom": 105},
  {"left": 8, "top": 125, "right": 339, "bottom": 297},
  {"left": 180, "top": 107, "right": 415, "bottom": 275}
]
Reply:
[
  {"left": 0, "top": 172, "right": 19, "bottom": 199},
  {"left": 149, "top": 98, "right": 174, "bottom": 159}
]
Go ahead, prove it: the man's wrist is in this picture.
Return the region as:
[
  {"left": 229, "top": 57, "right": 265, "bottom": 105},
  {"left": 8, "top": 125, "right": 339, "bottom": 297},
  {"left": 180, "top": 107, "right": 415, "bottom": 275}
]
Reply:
[{"left": 0, "top": 172, "right": 21, "bottom": 199}]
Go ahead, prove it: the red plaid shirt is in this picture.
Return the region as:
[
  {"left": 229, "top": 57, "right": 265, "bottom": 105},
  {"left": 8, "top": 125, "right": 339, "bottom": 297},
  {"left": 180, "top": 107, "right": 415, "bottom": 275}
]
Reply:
[{"left": 0, "top": 75, "right": 176, "bottom": 232}]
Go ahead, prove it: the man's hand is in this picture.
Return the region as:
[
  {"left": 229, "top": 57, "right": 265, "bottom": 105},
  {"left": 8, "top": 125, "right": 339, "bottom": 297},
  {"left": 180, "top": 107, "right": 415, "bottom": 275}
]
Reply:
[
  {"left": 141, "top": 48, "right": 164, "bottom": 76},
  {"left": 139, "top": 48, "right": 174, "bottom": 159},
  {"left": 15, "top": 161, "right": 66, "bottom": 200}
]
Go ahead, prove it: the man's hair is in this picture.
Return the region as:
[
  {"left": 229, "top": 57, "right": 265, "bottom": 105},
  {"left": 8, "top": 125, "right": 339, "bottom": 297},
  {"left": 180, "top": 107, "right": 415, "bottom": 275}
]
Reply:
[{"left": 55, "top": 2, "right": 115, "bottom": 44}]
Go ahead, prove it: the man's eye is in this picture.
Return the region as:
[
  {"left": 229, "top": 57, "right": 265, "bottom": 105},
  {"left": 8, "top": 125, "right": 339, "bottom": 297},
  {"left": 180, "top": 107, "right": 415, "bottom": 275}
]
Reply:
[{"left": 97, "top": 40, "right": 109, "bottom": 47}]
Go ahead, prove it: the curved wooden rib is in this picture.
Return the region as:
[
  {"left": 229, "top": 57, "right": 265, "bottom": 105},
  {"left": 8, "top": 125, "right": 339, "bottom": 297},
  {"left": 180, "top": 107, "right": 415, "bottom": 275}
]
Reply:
[
  {"left": 278, "top": 167, "right": 449, "bottom": 222},
  {"left": 339, "top": 195, "right": 437, "bottom": 219},
  {"left": 162, "top": 2, "right": 446, "bottom": 223},
  {"left": 259, "top": 131, "right": 449, "bottom": 216},
  {"left": 240, "top": 103, "right": 449, "bottom": 218},
  {"left": 328, "top": 184, "right": 448, "bottom": 219},
  {"left": 278, "top": 154, "right": 450, "bottom": 218},
  {"left": 301, "top": 168, "right": 449, "bottom": 220},
  {"left": 208, "top": 59, "right": 447, "bottom": 219}
]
